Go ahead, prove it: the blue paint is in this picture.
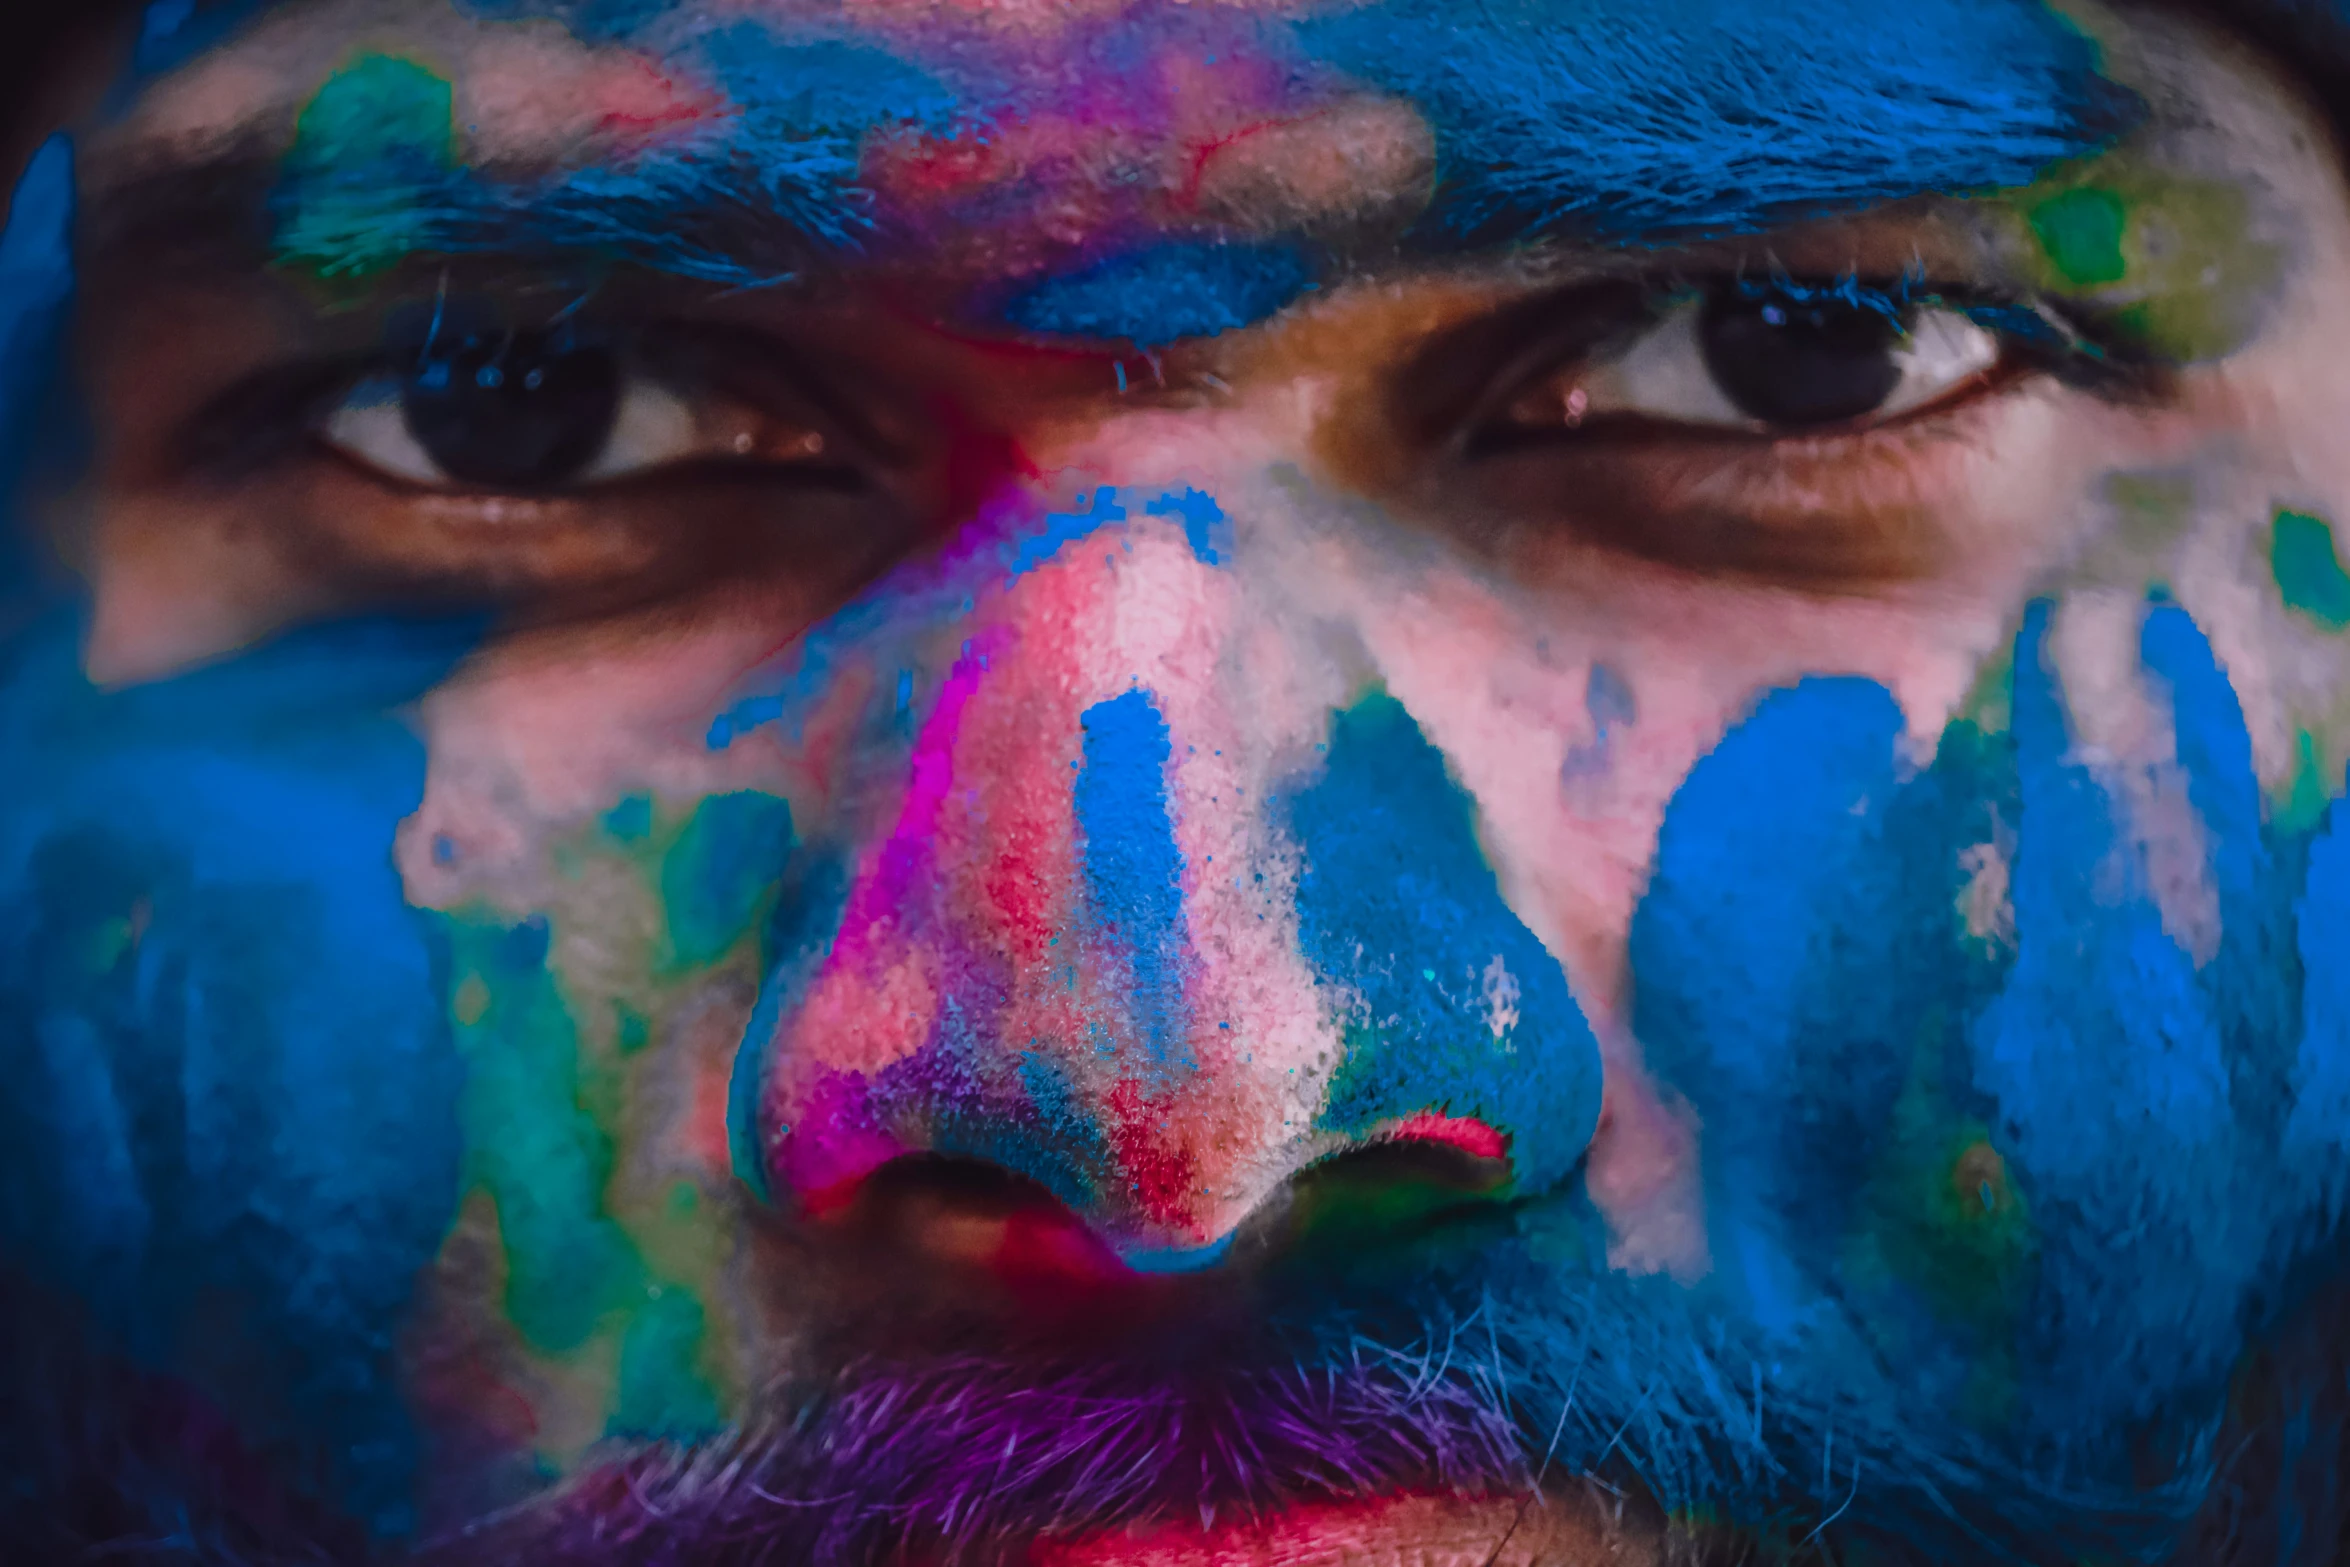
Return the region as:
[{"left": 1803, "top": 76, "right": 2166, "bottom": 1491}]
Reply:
[
  {"left": 1120, "top": 1232, "right": 1235, "bottom": 1273},
  {"left": 0, "top": 139, "right": 75, "bottom": 604},
  {"left": 1006, "top": 487, "right": 1129, "bottom": 579},
  {"left": 660, "top": 790, "right": 796, "bottom": 969},
  {"left": 1969, "top": 602, "right": 2244, "bottom": 1427},
  {"left": 0, "top": 612, "right": 478, "bottom": 1535},
  {"left": 2290, "top": 789, "right": 2350, "bottom": 1223},
  {"left": 1293, "top": 0, "right": 2140, "bottom": 240},
  {"left": 1630, "top": 679, "right": 1926, "bottom": 1320},
  {"left": 1075, "top": 692, "right": 1190, "bottom": 1065},
  {"left": 275, "top": 21, "right": 960, "bottom": 280},
  {"left": 601, "top": 792, "right": 653, "bottom": 843},
  {"left": 1143, "top": 488, "right": 1232, "bottom": 566},
  {"left": 1561, "top": 662, "right": 1635, "bottom": 781},
  {"left": 999, "top": 241, "right": 1315, "bottom": 346},
  {"left": 1280, "top": 691, "right": 1602, "bottom": 1191}
]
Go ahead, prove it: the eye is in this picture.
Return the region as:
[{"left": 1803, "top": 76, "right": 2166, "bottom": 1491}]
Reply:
[
  {"left": 319, "top": 327, "right": 830, "bottom": 491},
  {"left": 1500, "top": 286, "right": 2003, "bottom": 436}
]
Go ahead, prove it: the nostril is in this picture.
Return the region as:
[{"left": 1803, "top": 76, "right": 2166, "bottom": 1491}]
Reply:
[
  {"left": 823, "top": 1154, "right": 1130, "bottom": 1284},
  {"left": 1261, "top": 1133, "right": 1517, "bottom": 1263}
]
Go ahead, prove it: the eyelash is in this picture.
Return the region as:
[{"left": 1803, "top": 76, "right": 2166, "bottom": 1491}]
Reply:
[{"left": 1457, "top": 270, "right": 2154, "bottom": 451}]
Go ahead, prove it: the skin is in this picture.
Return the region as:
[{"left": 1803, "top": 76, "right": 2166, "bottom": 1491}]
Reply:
[{"left": 10, "top": 0, "right": 2350, "bottom": 1563}]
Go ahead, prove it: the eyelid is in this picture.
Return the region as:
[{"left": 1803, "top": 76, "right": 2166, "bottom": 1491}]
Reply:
[
  {"left": 314, "top": 362, "right": 828, "bottom": 492},
  {"left": 1421, "top": 272, "right": 2154, "bottom": 458}
]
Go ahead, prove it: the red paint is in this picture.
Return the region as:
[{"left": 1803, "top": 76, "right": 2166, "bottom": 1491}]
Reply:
[
  {"left": 589, "top": 54, "right": 726, "bottom": 142},
  {"left": 1385, "top": 1111, "right": 1510, "bottom": 1163},
  {"left": 1107, "top": 1076, "right": 1203, "bottom": 1233}
]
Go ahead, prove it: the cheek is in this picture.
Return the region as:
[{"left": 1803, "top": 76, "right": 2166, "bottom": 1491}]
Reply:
[{"left": 1356, "top": 565, "right": 2023, "bottom": 1023}]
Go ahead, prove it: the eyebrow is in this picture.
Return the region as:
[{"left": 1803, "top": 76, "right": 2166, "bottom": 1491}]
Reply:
[
  {"left": 1299, "top": 0, "right": 2145, "bottom": 244},
  {"left": 79, "top": 145, "right": 851, "bottom": 290},
  {"left": 77, "top": 0, "right": 2146, "bottom": 328}
]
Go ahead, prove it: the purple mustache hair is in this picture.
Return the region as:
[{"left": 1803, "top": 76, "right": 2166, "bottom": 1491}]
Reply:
[{"left": 421, "top": 1252, "right": 2228, "bottom": 1567}]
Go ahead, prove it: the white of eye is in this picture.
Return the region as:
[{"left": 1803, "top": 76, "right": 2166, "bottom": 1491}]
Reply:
[
  {"left": 1551, "top": 297, "right": 2003, "bottom": 430},
  {"left": 319, "top": 372, "right": 700, "bottom": 488}
]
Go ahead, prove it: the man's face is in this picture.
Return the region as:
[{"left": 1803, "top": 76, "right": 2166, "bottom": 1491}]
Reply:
[{"left": 9, "top": 0, "right": 2350, "bottom": 1561}]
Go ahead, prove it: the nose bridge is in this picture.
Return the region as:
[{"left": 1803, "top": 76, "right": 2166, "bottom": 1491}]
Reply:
[
  {"left": 756, "top": 492, "right": 1605, "bottom": 1260},
  {"left": 759, "top": 503, "right": 1324, "bottom": 1255}
]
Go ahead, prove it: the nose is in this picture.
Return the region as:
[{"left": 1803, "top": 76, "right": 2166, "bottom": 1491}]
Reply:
[{"left": 753, "top": 489, "right": 1604, "bottom": 1266}]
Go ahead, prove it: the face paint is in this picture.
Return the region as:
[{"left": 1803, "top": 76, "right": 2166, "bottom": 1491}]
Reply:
[{"left": 24, "top": 0, "right": 2350, "bottom": 1561}]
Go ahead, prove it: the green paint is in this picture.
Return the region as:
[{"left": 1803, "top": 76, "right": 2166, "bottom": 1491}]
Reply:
[
  {"left": 2029, "top": 187, "right": 2128, "bottom": 285},
  {"left": 660, "top": 791, "right": 796, "bottom": 969},
  {"left": 277, "top": 54, "right": 458, "bottom": 278},
  {"left": 289, "top": 54, "right": 456, "bottom": 172},
  {"left": 610, "top": 1288, "right": 721, "bottom": 1442},
  {"left": 446, "top": 916, "right": 644, "bottom": 1354},
  {"left": 614, "top": 1001, "right": 651, "bottom": 1056},
  {"left": 603, "top": 794, "right": 654, "bottom": 844},
  {"left": 2273, "top": 510, "right": 2350, "bottom": 631},
  {"left": 1998, "top": 161, "right": 2279, "bottom": 361},
  {"left": 2281, "top": 730, "right": 2334, "bottom": 836}
]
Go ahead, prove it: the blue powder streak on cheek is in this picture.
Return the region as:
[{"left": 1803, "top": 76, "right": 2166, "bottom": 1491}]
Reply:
[
  {"left": 1629, "top": 679, "right": 1926, "bottom": 1327},
  {"left": 1970, "top": 602, "right": 2243, "bottom": 1427},
  {"left": 999, "top": 241, "right": 1317, "bottom": 347},
  {"left": 1076, "top": 691, "right": 1191, "bottom": 1067},
  {"left": 1280, "top": 692, "right": 1602, "bottom": 1191},
  {"left": 2138, "top": 604, "right": 2309, "bottom": 1195},
  {"left": 0, "top": 615, "right": 479, "bottom": 1537},
  {"left": 1291, "top": 0, "right": 2142, "bottom": 240},
  {"left": 2288, "top": 788, "right": 2350, "bottom": 1217}
]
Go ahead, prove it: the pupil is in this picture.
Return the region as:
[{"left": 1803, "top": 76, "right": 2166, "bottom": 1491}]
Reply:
[
  {"left": 401, "top": 331, "right": 620, "bottom": 489},
  {"left": 1697, "top": 292, "right": 1904, "bottom": 429}
]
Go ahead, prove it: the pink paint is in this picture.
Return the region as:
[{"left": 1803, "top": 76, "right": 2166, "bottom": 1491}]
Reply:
[
  {"left": 772, "top": 1071, "right": 909, "bottom": 1214},
  {"left": 1383, "top": 1112, "right": 1510, "bottom": 1164}
]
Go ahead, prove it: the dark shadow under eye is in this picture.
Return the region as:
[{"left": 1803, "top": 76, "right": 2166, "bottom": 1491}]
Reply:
[
  {"left": 403, "top": 330, "right": 621, "bottom": 489},
  {"left": 1698, "top": 292, "right": 1904, "bottom": 428}
]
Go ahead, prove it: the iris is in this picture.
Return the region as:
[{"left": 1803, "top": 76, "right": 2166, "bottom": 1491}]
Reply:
[{"left": 401, "top": 330, "right": 621, "bottom": 488}]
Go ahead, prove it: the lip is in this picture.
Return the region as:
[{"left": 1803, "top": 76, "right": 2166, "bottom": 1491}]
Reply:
[{"left": 1024, "top": 1492, "right": 1638, "bottom": 1566}]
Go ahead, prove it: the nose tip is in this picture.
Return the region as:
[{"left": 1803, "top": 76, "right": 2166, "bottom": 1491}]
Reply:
[{"left": 751, "top": 502, "right": 1606, "bottom": 1262}]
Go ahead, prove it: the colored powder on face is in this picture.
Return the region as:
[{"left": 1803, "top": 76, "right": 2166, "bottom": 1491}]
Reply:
[
  {"left": 1562, "top": 662, "right": 1636, "bottom": 782},
  {"left": 609, "top": 1288, "right": 721, "bottom": 1442},
  {"left": 1006, "top": 488, "right": 1130, "bottom": 579},
  {"left": 1281, "top": 691, "right": 1602, "bottom": 1192},
  {"left": 1968, "top": 602, "right": 2247, "bottom": 1428},
  {"left": 1292, "top": 0, "right": 2140, "bottom": 240},
  {"left": 1630, "top": 677, "right": 1943, "bottom": 1313},
  {"left": 1075, "top": 691, "right": 1190, "bottom": 1065},
  {"left": 1143, "top": 488, "right": 1232, "bottom": 566},
  {"left": 659, "top": 790, "right": 796, "bottom": 970},
  {"left": 2281, "top": 730, "right": 2334, "bottom": 836},
  {"left": 1000, "top": 240, "right": 1316, "bottom": 346},
  {"left": 276, "top": 55, "right": 460, "bottom": 278},
  {"left": 0, "top": 139, "right": 73, "bottom": 600},
  {"left": 2029, "top": 186, "right": 2129, "bottom": 285},
  {"left": 288, "top": 54, "right": 457, "bottom": 173},
  {"left": 0, "top": 613, "right": 479, "bottom": 1535},
  {"left": 602, "top": 793, "right": 654, "bottom": 844},
  {"left": 446, "top": 915, "right": 643, "bottom": 1354},
  {"left": 2272, "top": 510, "right": 2350, "bottom": 630}
]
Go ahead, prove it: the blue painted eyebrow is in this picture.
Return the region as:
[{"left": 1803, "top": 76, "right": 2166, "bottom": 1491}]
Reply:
[
  {"left": 1293, "top": 0, "right": 2143, "bottom": 243},
  {"left": 102, "top": 0, "right": 2143, "bottom": 327}
]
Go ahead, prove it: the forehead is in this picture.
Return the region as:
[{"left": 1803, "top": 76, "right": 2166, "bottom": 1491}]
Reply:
[{"left": 94, "top": 0, "right": 2146, "bottom": 331}]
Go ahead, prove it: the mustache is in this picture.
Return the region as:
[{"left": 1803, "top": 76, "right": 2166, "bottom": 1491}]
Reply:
[{"left": 424, "top": 1248, "right": 2221, "bottom": 1567}]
